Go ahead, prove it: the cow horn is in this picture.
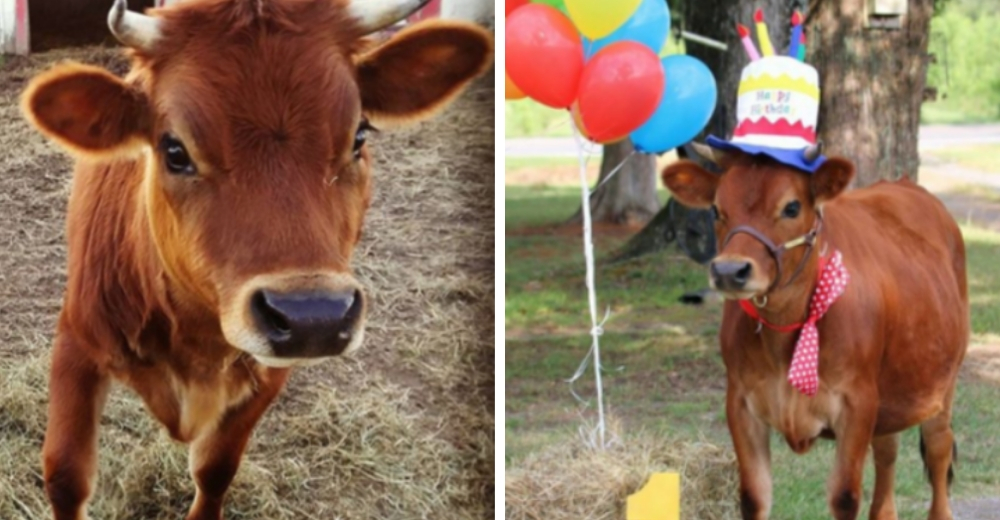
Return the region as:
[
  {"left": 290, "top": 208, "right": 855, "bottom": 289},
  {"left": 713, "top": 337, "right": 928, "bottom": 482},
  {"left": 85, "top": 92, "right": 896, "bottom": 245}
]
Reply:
[
  {"left": 108, "top": 0, "right": 161, "bottom": 50},
  {"left": 803, "top": 140, "right": 824, "bottom": 163},
  {"left": 347, "top": 0, "right": 431, "bottom": 34},
  {"left": 690, "top": 142, "right": 718, "bottom": 164}
]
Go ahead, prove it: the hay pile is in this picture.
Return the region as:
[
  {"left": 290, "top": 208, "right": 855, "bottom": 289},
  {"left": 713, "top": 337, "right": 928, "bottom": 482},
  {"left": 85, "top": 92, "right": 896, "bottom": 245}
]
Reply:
[
  {"left": 0, "top": 47, "right": 494, "bottom": 519},
  {"left": 505, "top": 430, "right": 739, "bottom": 520}
]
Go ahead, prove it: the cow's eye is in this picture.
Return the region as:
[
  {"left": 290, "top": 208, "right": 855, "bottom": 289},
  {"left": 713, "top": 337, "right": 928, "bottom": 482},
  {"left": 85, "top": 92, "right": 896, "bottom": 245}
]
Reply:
[
  {"left": 711, "top": 205, "right": 721, "bottom": 221},
  {"left": 159, "top": 135, "right": 195, "bottom": 175},
  {"left": 782, "top": 200, "right": 801, "bottom": 219},
  {"left": 353, "top": 119, "right": 373, "bottom": 160}
]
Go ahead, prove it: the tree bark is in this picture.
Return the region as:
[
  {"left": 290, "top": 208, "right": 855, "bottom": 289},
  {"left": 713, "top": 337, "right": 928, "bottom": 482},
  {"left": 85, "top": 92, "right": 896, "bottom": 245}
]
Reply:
[
  {"left": 568, "top": 140, "right": 660, "bottom": 227},
  {"left": 807, "top": 0, "right": 934, "bottom": 186}
]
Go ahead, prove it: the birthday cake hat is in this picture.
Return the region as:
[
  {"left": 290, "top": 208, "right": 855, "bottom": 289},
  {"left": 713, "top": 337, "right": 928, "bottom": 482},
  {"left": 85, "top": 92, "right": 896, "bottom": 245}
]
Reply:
[{"left": 705, "top": 9, "right": 826, "bottom": 173}]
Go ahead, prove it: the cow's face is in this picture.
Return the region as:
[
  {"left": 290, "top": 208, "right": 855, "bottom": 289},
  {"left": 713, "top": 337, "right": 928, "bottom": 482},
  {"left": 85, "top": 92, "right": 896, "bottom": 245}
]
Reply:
[
  {"left": 23, "top": 0, "right": 492, "bottom": 366},
  {"left": 662, "top": 152, "right": 854, "bottom": 299}
]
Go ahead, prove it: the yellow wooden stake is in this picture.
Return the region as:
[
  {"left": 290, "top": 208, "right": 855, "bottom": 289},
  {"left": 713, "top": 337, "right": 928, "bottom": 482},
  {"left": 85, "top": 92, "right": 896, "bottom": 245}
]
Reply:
[{"left": 626, "top": 472, "right": 680, "bottom": 520}]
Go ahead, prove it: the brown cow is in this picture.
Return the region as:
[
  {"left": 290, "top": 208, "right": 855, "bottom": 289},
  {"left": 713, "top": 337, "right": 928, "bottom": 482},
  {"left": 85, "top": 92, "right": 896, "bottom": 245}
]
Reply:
[
  {"left": 662, "top": 149, "right": 968, "bottom": 520},
  {"left": 20, "top": 0, "right": 492, "bottom": 518}
]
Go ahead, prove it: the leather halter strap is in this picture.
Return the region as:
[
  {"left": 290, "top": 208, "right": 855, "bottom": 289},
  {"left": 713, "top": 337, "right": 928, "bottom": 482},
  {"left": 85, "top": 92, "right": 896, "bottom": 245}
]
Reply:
[
  {"left": 722, "top": 212, "right": 823, "bottom": 296},
  {"left": 738, "top": 252, "right": 832, "bottom": 332}
]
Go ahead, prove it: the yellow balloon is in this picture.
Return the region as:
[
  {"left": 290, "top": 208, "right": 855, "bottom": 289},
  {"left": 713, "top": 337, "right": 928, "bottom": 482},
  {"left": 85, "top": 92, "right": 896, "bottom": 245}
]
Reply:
[
  {"left": 505, "top": 70, "right": 526, "bottom": 100},
  {"left": 566, "top": 0, "right": 642, "bottom": 40}
]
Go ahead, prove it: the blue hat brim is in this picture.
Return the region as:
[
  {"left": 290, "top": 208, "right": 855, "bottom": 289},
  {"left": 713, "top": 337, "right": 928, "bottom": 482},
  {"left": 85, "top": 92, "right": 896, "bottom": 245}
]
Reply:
[{"left": 706, "top": 136, "right": 826, "bottom": 174}]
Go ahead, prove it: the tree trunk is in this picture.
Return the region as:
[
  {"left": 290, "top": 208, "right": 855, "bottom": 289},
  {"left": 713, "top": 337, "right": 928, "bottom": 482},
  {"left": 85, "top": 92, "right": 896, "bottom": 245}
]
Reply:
[
  {"left": 808, "top": 0, "right": 933, "bottom": 186},
  {"left": 568, "top": 140, "right": 660, "bottom": 227}
]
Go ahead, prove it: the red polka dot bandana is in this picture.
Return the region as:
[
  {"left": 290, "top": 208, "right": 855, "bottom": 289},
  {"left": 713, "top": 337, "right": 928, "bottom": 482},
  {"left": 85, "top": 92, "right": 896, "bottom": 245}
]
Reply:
[{"left": 787, "top": 250, "right": 849, "bottom": 396}]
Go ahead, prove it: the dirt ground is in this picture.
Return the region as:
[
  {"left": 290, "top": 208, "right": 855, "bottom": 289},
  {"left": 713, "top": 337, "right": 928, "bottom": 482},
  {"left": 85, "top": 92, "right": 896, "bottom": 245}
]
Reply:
[{"left": 0, "top": 47, "right": 494, "bottom": 519}]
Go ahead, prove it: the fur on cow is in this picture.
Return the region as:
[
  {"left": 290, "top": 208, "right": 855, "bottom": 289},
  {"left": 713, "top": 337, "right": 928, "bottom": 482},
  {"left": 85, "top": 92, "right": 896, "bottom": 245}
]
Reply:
[
  {"left": 662, "top": 150, "right": 968, "bottom": 520},
  {"left": 21, "top": 0, "right": 492, "bottom": 518}
]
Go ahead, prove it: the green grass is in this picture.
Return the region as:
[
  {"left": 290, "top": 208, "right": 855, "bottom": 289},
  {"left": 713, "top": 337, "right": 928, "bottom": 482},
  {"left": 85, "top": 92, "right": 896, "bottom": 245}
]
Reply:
[
  {"left": 505, "top": 185, "right": 580, "bottom": 228},
  {"left": 920, "top": 103, "right": 997, "bottom": 125},
  {"left": 964, "top": 225, "right": 1000, "bottom": 334},
  {"left": 506, "top": 184, "right": 1000, "bottom": 518},
  {"left": 930, "top": 144, "right": 1000, "bottom": 176}
]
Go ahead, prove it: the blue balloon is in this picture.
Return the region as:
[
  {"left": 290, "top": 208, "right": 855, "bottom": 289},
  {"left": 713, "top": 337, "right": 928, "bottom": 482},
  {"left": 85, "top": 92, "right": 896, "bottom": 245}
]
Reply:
[
  {"left": 582, "top": 0, "right": 670, "bottom": 60},
  {"left": 630, "top": 55, "right": 717, "bottom": 154}
]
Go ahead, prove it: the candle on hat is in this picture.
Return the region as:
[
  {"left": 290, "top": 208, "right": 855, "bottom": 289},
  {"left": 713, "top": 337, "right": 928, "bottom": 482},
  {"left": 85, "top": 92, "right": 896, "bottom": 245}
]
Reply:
[
  {"left": 788, "top": 11, "right": 803, "bottom": 59},
  {"left": 754, "top": 8, "right": 774, "bottom": 57},
  {"left": 737, "top": 24, "right": 761, "bottom": 61},
  {"left": 797, "top": 30, "right": 807, "bottom": 61}
]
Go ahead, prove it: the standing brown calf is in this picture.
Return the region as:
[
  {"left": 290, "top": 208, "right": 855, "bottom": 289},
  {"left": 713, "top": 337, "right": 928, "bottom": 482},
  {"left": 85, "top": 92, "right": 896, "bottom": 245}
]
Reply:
[
  {"left": 20, "top": 0, "right": 492, "bottom": 518},
  {"left": 662, "top": 149, "right": 968, "bottom": 520}
]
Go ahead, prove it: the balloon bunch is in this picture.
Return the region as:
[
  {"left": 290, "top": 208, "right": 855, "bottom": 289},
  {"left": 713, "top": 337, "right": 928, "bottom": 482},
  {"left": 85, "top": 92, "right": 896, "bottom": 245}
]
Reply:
[{"left": 505, "top": 0, "right": 718, "bottom": 154}]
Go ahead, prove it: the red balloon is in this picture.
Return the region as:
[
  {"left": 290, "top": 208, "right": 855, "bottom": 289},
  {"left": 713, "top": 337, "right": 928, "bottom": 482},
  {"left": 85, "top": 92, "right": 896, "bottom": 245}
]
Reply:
[
  {"left": 506, "top": 4, "right": 584, "bottom": 109},
  {"left": 506, "top": 0, "right": 529, "bottom": 17},
  {"left": 576, "top": 42, "right": 665, "bottom": 143}
]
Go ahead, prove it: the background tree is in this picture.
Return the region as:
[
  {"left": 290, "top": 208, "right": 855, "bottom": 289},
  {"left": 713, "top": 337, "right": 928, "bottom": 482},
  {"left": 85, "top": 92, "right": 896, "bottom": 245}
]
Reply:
[
  {"left": 567, "top": 140, "right": 660, "bottom": 227},
  {"left": 808, "top": 0, "right": 935, "bottom": 185}
]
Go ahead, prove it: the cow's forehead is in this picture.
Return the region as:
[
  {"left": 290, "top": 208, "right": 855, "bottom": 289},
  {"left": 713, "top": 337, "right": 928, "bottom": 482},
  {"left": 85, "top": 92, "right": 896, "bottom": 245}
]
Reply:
[
  {"left": 717, "top": 159, "right": 808, "bottom": 214},
  {"left": 132, "top": 0, "right": 368, "bottom": 169},
  {"left": 149, "top": 37, "right": 361, "bottom": 172}
]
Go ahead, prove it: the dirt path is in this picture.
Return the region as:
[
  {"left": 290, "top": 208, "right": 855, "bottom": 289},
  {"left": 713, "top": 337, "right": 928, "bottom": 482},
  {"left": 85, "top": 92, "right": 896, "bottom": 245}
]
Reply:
[{"left": 953, "top": 497, "right": 1000, "bottom": 520}]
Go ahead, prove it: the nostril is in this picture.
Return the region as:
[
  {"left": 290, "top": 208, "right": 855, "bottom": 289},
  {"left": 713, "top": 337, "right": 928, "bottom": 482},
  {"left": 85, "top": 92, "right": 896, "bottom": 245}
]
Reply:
[
  {"left": 734, "top": 262, "right": 752, "bottom": 284},
  {"left": 251, "top": 291, "right": 292, "bottom": 341},
  {"left": 709, "top": 263, "right": 722, "bottom": 281},
  {"left": 250, "top": 287, "right": 365, "bottom": 357}
]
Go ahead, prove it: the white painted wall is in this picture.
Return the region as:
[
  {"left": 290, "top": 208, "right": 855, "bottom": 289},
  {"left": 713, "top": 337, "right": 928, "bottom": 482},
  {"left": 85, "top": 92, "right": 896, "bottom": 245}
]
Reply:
[
  {"left": 440, "top": 0, "right": 493, "bottom": 25},
  {"left": 0, "top": 0, "right": 17, "bottom": 54},
  {"left": 0, "top": 0, "right": 28, "bottom": 55}
]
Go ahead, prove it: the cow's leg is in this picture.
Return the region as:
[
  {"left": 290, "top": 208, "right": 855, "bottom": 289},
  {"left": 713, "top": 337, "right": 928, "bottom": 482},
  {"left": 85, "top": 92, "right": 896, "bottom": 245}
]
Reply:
[
  {"left": 727, "top": 392, "right": 772, "bottom": 520},
  {"left": 827, "top": 400, "right": 877, "bottom": 520},
  {"left": 42, "top": 336, "right": 110, "bottom": 520},
  {"left": 185, "top": 368, "right": 289, "bottom": 520},
  {"left": 920, "top": 407, "right": 955, "bottom": 520},
  {"left": 868, "top": 433, "right": 899, "bottom": 520}
]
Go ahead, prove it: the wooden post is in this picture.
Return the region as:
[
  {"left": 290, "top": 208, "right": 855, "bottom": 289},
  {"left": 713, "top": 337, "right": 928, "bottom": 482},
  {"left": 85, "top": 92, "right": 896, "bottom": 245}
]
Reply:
[{"left": 1, "top": 0, "right": 30, "bottom": 55}]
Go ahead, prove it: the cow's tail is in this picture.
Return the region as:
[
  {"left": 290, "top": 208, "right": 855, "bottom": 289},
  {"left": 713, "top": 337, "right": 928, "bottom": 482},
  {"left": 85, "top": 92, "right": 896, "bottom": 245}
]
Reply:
[{"left": 919, "top": 430, "right": 957, "bottom": 487}]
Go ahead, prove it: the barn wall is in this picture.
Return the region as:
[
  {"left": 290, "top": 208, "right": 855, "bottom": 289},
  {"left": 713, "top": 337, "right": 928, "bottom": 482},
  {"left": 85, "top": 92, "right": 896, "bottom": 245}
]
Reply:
[
  {"left": 1, "top": 0, "right": 29, "bottom": 54},
  {"left": 28, "top": 0, "right": 153, "bottom": 51},
  {"left": 440, "top": 0, "right": 493, "bottom": 24}
]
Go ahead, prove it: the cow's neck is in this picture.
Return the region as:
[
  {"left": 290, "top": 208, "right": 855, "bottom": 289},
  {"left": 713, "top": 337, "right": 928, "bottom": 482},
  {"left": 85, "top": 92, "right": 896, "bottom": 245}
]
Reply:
[
  {"left": 126, "top": 170, "right": 233, "bottom": 363},
  {"left": 751, "top": 244, "right": 825, "bottom": 358}
]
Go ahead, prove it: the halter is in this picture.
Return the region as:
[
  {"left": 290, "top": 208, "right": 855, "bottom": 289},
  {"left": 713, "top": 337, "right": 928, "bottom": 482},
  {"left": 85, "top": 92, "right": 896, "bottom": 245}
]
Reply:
[{"left": 722, "top": 211, "right": 824, "bottom": 306}]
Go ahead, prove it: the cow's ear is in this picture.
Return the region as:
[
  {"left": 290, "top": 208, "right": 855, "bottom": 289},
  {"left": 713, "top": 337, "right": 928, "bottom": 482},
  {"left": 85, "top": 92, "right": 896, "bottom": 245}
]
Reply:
[
  {"left": 22, "top": 62, "right": 151, "bottom": 157},
  {"left": 356, "top": 20, "right": 493, "bottom": 126},
  {"left": 661, "top": 160, "right": 719, "bottom": 209},
  {"left": 811, "top": 157, "right": 855, "bottom": 203}
]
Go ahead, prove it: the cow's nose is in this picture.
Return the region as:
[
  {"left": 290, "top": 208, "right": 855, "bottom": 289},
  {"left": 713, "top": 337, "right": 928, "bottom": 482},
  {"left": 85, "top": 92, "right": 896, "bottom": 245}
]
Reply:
[
  {"left": 250, "top": 289, "right": 363, "bottom": 357},
  {"left": 710, "top": 260, "right": 752, "bottom": 290}
]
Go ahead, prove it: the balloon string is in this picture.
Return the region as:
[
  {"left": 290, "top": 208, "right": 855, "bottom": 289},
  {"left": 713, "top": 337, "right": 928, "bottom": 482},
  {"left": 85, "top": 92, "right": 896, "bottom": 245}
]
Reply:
[
  {"left": 567, "top": 115, "right": 609, "bottom": 450},
  {"left": 589, "top": 149, "right": 637, "bottom": 199}
]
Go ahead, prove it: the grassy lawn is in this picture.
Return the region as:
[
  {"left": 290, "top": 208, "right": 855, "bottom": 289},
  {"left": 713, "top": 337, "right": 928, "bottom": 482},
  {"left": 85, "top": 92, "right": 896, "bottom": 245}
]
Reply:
[
  {"left": 929, "top": 144, "right": 1000, "bottom": 175},
  {"left": 505, "top": 184, "right": 1000, "bottom": 518}
]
